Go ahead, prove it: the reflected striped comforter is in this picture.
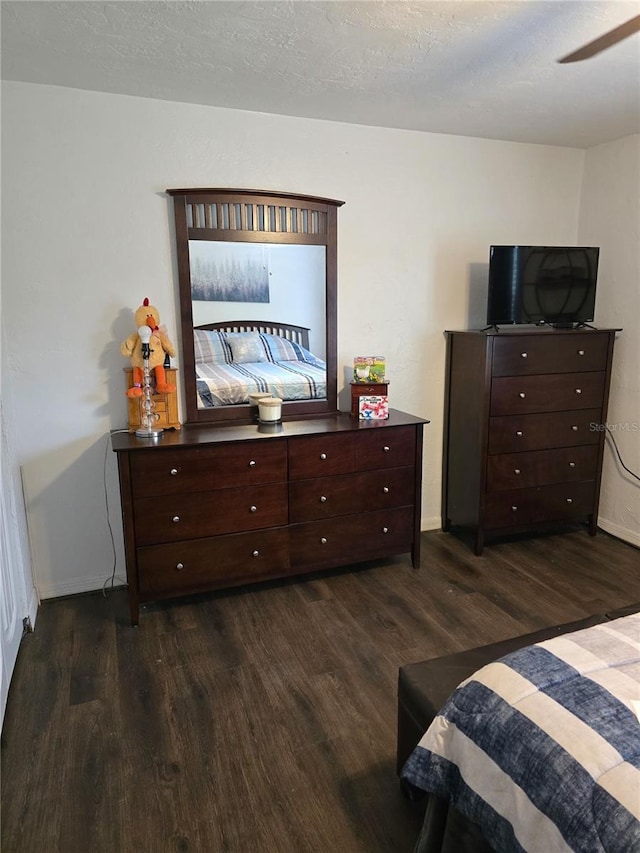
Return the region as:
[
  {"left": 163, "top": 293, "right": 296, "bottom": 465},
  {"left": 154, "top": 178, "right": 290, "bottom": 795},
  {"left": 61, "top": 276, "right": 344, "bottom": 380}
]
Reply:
[
  {"left": 402, "top": 615, "right": 640, "bottom": 853},
  {"left": 196, "top": 359, "right": 326, "bottom": 407}
]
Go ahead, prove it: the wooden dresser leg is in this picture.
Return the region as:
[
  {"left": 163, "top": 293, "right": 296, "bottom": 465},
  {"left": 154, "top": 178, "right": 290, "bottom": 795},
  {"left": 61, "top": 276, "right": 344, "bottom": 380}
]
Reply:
[
  {"left": 474, "top": 529, "right": 484, "bottom": 556},
  {"left": 129, "top": 595, "right": 139, "bottom": 627}
]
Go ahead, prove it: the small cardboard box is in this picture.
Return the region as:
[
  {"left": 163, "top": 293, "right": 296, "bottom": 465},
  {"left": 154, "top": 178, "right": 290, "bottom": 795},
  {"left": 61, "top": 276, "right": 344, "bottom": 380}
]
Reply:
[
  {"left": 358, "top": 395, "right": 389, "bottom": 420},
  {"left": 353, "top": 356, "right": 386, "bottom": 383}
]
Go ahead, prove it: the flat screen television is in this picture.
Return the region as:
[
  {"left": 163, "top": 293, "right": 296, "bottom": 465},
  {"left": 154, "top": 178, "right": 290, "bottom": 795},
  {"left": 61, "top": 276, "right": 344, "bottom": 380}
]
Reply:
[{"left": 486, "top": 245, "right": 599, "bottom": 327}]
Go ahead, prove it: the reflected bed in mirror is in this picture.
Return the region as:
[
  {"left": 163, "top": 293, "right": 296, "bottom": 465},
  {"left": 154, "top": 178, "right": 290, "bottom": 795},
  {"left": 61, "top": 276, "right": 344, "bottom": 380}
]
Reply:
[
  {"left": 167, "top": 188, "right": 344, "bottom": 425},
  {"left": 194, "top": 320, "right": 326, "bottom": 408}
]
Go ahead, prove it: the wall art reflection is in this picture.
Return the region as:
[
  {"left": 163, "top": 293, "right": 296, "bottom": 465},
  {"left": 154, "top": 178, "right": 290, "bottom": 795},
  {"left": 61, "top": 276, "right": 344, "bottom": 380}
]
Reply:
[{"left": 189, "top": 241, "right": 270, "bottom": 303}]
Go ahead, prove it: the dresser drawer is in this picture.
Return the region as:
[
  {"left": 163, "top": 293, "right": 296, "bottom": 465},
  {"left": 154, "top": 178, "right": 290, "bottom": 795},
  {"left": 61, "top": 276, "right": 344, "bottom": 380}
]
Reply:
[
  {"left": 130, "top": 441, "right": 287, "bottom": 497},
  {"left": 134, "top": 483, "right": 288, "bottom": 544},
  {"left": 288, "top": 433, "right": 355, "bottom": 480},
  {"left": 485, "top": 481, "right": 596, "bottom": 528},
  {"left": 289, "top": 467, "right": 415, "bottom": 523},
  {"left": 355, "top": 425, "right": 416, "bottom": 470},
  {"left": 486, "top": 445, "right": 599, "bottom": 491},
  {"left": 489, "top": 409, "right": 601, "bottom": 454},
  {"left": 137, "top": 528, "right": 289, "bottom": 597},
  {"left": 490, "top": 372, "right": 605, "bottom": 416},
  {"left": 492, "top": 333, "right": 609, "bottom": 376},
  {"left": 290, "top": 506, "right": 414, "bottom": 570}
]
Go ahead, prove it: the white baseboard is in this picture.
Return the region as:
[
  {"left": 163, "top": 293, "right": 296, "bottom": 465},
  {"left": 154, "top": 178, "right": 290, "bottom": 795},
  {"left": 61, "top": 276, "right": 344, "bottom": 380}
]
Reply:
[
  {"left": 26, "top": 586, "right": 39, "bottom": 630},
  {"left": 419, "top": 515, "right": 639, "bottom": 547},
  {"left": 597, "top": 518, "right": 640, "bottom": 549},
  {"left": 36, "top": 574, "right": 127, "bottom": 600},
  {"left": 34, "top": 518, "right": 635, "bottom": 601}
]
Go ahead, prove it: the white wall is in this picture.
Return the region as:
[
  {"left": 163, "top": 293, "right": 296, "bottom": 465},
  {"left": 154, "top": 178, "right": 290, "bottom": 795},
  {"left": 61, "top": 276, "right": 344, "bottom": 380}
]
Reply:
[
  {"left": 2, "top": 81, "right": 587, "bottom": 597},
  {"left": 579, "top": 135, "right": 640, "bottom": 547}
]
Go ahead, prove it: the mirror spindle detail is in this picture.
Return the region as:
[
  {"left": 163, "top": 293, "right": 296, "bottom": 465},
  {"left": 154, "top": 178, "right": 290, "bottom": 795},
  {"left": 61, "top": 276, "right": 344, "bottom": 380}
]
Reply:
[{"left": 186, "top": 201, "right": 328, "bottom": 237}]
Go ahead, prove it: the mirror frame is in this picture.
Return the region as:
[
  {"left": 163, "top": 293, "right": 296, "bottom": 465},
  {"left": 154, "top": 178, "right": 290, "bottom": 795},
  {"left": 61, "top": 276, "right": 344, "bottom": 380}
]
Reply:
[{"left": 167, "top": 188, "right": 344, "bottom": 426}]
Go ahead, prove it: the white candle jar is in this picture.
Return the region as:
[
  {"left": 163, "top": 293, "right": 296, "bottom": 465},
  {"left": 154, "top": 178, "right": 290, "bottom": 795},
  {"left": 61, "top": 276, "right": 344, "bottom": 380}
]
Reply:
[
  {"left": 258, "top": 396, "right": 282, "bottom": 423},
  {"left": 248, "top": 392, "right": 272, "bottom": 417}
]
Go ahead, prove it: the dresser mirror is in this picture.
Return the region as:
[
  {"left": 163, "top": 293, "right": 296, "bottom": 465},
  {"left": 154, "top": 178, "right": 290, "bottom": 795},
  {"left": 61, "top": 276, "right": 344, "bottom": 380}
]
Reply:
[{"left": 167, "top": 188, "right": 344, "bottom": 425}]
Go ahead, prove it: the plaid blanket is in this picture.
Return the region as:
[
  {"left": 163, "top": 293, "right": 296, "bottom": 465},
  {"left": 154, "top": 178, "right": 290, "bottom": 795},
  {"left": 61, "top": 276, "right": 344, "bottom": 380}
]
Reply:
[
  {"left": 402, "top": 615, "right": 640, "bottom": 853},
  {"left": 194, "top": 328, "right": 326, "bottom": 407},
  {"left": 196, "top": 360, "right": 326, "bottom": 407}
]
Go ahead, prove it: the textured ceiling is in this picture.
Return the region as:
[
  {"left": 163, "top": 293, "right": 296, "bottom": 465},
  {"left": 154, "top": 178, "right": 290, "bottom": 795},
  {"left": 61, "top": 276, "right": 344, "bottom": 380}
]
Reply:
[{"left": 2, "top": 0, "right": 639, "bottom": 148}]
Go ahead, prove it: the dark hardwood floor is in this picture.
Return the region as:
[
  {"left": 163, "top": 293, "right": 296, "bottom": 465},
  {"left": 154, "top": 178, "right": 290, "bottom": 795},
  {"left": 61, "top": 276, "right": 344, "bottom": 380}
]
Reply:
[{"left": 2, "top": 528, "right": 639, "bottom": 852}]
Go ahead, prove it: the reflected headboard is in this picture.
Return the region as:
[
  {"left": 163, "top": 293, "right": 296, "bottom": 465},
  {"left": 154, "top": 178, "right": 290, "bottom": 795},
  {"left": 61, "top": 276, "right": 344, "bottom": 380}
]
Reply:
[{"left": 195, "top": 320, "right": 310, "bottom": 351}]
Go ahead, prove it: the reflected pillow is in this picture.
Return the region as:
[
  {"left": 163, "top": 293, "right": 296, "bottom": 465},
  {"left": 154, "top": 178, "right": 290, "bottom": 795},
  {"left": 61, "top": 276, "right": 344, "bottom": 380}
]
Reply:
[
  {"left": 226, "top": 331, "right": 270, "bottom": 363},
  {"left": 260, "top": 333, "right": 304, "bottom": 362},
  {"left": 194, "top": 329, "right": 232, "bottom": 365}
]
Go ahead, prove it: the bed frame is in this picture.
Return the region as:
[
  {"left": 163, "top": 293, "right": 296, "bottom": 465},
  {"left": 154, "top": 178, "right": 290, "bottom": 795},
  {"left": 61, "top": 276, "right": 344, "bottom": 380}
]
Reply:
[{"left": 195, "top": 320, "right": 310, "bottom": 351}]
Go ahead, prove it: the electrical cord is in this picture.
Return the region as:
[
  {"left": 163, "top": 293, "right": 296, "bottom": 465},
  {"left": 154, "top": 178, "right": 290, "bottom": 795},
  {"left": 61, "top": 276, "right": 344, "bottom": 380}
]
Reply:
[
  {"left": 605, "top": 428, "right": 640, "bottom": 482},
  {"left": 102, "top": 430, "right": 129, "bottom": 595}
]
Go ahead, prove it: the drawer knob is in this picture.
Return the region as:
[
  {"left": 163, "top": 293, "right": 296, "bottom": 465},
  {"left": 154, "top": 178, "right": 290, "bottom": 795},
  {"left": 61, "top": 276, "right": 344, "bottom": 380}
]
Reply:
[
  {"left": 172, "top": 516, "right": 180, "bottom": 523},
  {"left": 520, "top": 352, "right": 528, "bottom": 359},
  {"left": 250, "top": 505, "right": 257, "bottom": 513},
  {"left": 320, "top": 495, "right": 327, "bottom": 503},
  {"left": 382, "top": 526, "right": 389, "bottom": 534},
  {"left": 577, "top": 349, "right": 585, "bottom": 356},
  {"left": 569, "top": 461, "right": 576, "bottom": 468},
  {"left": 176, "top": 562, "right": 184, "bottom": 571},
  {"left": 383, "top": 445, "right": 390, "bottom": 452},
  {"left": 320, "top": 537, "right": 328, "bottom": 544},
  {"left": 575, "top": 388, "right": 582, "bottom": 395},
  {"left": 519, "top": 392, "right": 526, "bottom": 399},
  {"left": 511, "top": 505, "right": 518, "bottom": 512},
  {"left": 320, "top": 452, "right": 327, "bottom": 460},
  {"left": 566, "top": 498, "right": 573, "bottom": 504},
  {"left": 514, "top": 468, "right": 521, "bottom": 475},
  {"left": 252, "top": 550, "right": 259, "bottom": 557},
  {"left": 571, "top": 425, "right": 579, "bottom": 432},
  {"left": 516, "top": 430, "right": 523, "bottom": 437},
  {"left": 170, "top": 468, "right": 178, "bottom": 476},
  {"left": 383, "top": 486, "right": 389, "bottom": 493},
  {"left": 249, "top": 460, "right": 257, "bottom": 467}
]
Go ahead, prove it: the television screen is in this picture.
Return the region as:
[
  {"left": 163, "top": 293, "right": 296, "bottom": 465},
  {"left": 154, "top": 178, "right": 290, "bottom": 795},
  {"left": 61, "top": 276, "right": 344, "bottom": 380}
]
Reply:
[{"left": 487, "top": 246, "right": 599, "bottom": 327}]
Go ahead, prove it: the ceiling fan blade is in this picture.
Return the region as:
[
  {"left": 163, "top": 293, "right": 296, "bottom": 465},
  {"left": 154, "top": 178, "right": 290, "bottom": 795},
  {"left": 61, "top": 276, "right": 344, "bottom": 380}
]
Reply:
[{"left": 558, "top": 14, "right": 640, "bottom": 63}]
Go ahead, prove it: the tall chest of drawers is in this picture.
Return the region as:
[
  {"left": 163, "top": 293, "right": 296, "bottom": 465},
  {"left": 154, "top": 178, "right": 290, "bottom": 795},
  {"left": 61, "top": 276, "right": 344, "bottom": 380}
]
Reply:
[
  {"left": 442, "top": 328, "right": 618, "bottom": 555},
  {"left": 112, "top": 409, "right": 426, "bottom": 623}
]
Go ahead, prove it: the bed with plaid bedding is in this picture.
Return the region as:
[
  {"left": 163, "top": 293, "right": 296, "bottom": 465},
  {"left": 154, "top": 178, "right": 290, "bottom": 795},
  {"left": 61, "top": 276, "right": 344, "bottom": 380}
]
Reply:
[{"left": 194, "top": 328, "right": 326, "bottom": 407}]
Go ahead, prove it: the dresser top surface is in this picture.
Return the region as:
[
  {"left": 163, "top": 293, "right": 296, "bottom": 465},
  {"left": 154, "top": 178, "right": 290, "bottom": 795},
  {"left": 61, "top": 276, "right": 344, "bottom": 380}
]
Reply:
[
  {"left": 445, "top": 327, "right": 621, "bottom": 337},
  {"left": 111, "top": 408, "right": 428, "bottom": 453}
]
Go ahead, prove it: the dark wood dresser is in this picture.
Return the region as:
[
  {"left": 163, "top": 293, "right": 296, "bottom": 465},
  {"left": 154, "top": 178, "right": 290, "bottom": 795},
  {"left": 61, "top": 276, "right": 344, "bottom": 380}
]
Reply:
[
  {"left": 442, "top": 328, "right": 619, "bottom": 554},
  {"left": 112, "top": 409, "right": 426, "bottom": 623}
]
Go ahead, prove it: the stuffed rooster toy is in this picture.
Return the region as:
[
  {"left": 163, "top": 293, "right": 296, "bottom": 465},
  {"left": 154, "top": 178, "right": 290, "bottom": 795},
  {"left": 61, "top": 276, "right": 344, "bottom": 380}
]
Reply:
[{"left": 121, "top": 298, "right": 176, "bottom": 398}]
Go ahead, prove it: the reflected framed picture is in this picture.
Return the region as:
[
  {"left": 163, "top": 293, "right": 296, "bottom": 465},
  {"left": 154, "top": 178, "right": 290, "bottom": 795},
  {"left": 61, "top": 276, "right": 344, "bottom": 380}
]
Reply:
[{"left": 189, "top": 241, "right": 270, "bottom": 303}]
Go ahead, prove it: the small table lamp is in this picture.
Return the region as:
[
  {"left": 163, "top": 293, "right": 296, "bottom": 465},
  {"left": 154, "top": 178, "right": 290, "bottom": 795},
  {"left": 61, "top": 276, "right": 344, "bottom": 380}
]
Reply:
[{"left": 135, "top": 325, "right": 163, "bottom": 439}]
